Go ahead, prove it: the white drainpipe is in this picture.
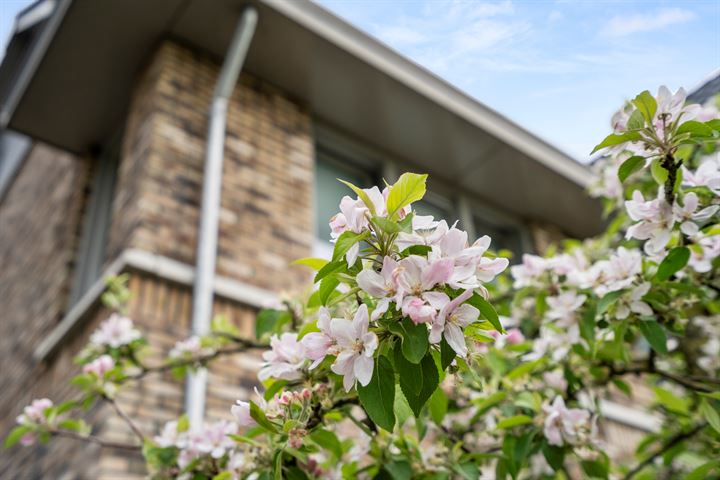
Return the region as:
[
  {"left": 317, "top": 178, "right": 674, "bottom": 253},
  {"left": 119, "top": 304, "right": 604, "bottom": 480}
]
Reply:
[{"left": 186, "top": 7, "right": 258, "bottom": 428}]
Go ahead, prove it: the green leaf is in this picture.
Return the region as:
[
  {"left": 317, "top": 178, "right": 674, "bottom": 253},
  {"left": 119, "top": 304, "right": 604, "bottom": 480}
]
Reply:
[
  {"left": 313, "top": 258, "right": 346, "bottom": 283},
  {"left": 263, "top": 380, "right": 288, "bottom": 401},
  {"left": 4, "top": 425, "right": 31, "bottom": 448},
  {"left": 318, "top": 276, "right": 340, "bottom": 306},
  {"left": 357, "top": 355, "right": 396, "bottom": 431},
  {"left": 581, "top": 458, "right": 609, "bottom": 479},
  {"left": 255, "top": 309, "right": 291, "bottom": 340},
  {"left": 653, "top": 387, "right": 689, "bottom": 415},
  {"left": 249, "top": 401, "right": 278, "bottom": 432},
  {"left": 597, "top": 290, "right": 623, "bottom": 316},
  {"left": 580, "top": 303, "right": 597, "bottom": 344},
  {"left": 506, "top": 359, "right": 543, "bottom": 381},
  {"left": 475, "top": 391, "right": 508, "bottom": 416},
  {"left": 591, "top": 131, "right": 642, "bottom": 154},
  {"left": 388, "top": 317, "right": 429, "bottom": 364},
  {"left": 291, "top": 257, "right": 328, "bottom": 271},
  {"left": 541, "top": 442, "right": 565, "bottom": 471},
  {"left": 332, "top": 230, "right": 369, "bottom": 263},
  {"left": 372, "top": 216, "right": 402, "bottom": 234},
  {"left": 651, "top": 158, "right": 669, "bottom": 185},
  {"left": 700, "top": 399, "right": 720, "bottom": 434},
  {"left": 57, "top": 418, "right": 88, "bottom": 433},
  {"left": 700, "top": 392, "right": 720, "bottom": 400},
  {"left": 655, "top": 247, "right": 690, "bottom": 281},
  {"left": 685, "top": 460, "right": 720, "bottom": 480},
  {"left": 638, "top": 320, "right": 667, "bottom": 354},
  {"left": 677, "top": 120, "right": 714, "bottom": 138},
  {"left": 393, "top": 344, "right": 423, "bottom": 396},
  {"left": 395, "top": 347, "right": 439, "bottom": 417},
  {"left": 496, "top": 415, "right": 533, "bottom": 429},
  {"left": 706, "top": 119, "right": 720, "bottom": 132},
  {"left": 384, "top": 461, "right": 413, "bottom": 480},
  {"left": 439, "top": 337, "right": 456, "bottom": 370},
  {"left": 632, "top": 90, "right": 657, "bottom": 124},
  {"left": 273, "top": 450, "right": 283, "bottom": 480},
  {"left": 386, "top": 172, "right": 428, "bottom": 218},
  {"left": 466, "top": 293, "right": 503, "bottom": 333},
  {"left": 627, "top": 109, "right": 645, "bottom": 130},
  {"left": 618, "top": 156, "right": 646, "bottom": 183},
  {"left": 428, "top": 388, "right": 448, "bottom": 424},
  {"left": 309, "top": 428, "right": 343, "bottom": 459},
  {"left": 338, "top": 179, "right": 377, "bottom": 216}
]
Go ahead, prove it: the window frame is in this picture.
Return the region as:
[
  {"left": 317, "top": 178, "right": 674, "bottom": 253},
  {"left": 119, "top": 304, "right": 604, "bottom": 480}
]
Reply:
[
  {"left": 68, "top": 136, "right": 121, "bottom": 307},
  {"left": 312, "top": 122, "right": 534, "bottom": 258}
]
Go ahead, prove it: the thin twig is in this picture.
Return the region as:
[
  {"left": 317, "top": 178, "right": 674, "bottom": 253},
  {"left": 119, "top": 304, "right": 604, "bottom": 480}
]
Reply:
[
  {"left": 52, "top": 429, "right": 141, "bottom": 451},
  {"left": 103, "top": 394, "right": 145, "bottom": 443}
]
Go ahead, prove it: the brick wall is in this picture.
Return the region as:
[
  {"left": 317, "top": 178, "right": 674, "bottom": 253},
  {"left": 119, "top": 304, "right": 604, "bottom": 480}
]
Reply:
[
  {"left": 1, "top": 39, "right": 315, "bottom": 478},
  {"left": 0, "top": 143, "right": 97, "bottom": 477},
  {"left": 109, "top": 41, "right": 315, "bottom": 294}
]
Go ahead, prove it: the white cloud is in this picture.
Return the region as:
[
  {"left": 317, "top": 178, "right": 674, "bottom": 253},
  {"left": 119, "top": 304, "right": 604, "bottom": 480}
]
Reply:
[{"left": 601, "top": 8, "right": 696, "bottom": 37}]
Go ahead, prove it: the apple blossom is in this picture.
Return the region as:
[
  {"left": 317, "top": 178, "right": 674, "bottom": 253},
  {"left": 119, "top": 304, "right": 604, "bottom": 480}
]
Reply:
[
  {"left": 300, "top": 307, "right": 336, "bottom": 368},
  {"left": 82, "top": 354, "right": 114, "bottom": 377},
  {"left": 427, "top": 289, "right": 479, "bottom": 357},
  {"left": 329, "top": 304, "right": 378, "bottom": 391},
  {"left": 546, "top": 291, "right": 587, "bottom": 326},
  {"left": 258, "top": 333, "right": 306, "bottom": 381},
  {"left": 615, "top": 283, "right": 653, "bottom": 320},
  {"left": 625, "top": 190, "right": 674, "bottom": 255},
  {"left": 230, "top": 400, "right": 256, "bottom": 428},
  {"left": 672, "top": 192, "right": 719, "bottom": 236},
  {"left": 542, "top": 396, "right": 592, "bottom": 447},
  {"left": 688, "top": 235, "right": 720, "bottom": 273},
  {"left": 356, "top": 256, "right": 399, "bottom": 320},
  {"left": 90, "top": 313, "right": 142, "bottom": 348},
  {"left": 682, "top": 154, "right": 720, "bottom": 194}
]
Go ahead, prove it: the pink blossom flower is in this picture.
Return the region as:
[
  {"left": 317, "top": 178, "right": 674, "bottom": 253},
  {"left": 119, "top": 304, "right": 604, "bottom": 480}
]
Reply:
[
  {"left": 189, "top": 420, "right": 238, "bottom": 459},
  {"left": 82, "top": 354, "right": 114, "bottom": 377},
  {"left": 427, "top": 289, "right": 479, "bottom": 357},
  {"left": 625, "top": 190, "right": 674, "bottom": 255},
  {"left": 300, "top": 307, "right": 336, "bottom": 368},
  {"left": 546, "top": 291, "right": 587, "bottom": 326},
  {"left": 510, "top": 254, "right": 549, "bottom": 288},
  {"left": 505, "top": 328, "right": 525, "bottom": 345},
  {"left": 356, "top": 256, "right": 399, "bottom": 320},
  {"left": 17, "top": 398, "right": 53, "bottom": 425},
  {"left": 524, "top": 325, "right": 580, "bottom": 363},
  {"left": 90, "top": 313, "right": 141, "bottom": 348},
  {"left": 689, "top": 235, "right": 720, "bottom": 273},
  {"left": 154, "top": 420, "right": 183, "bottom": 448},
  {"left": 395, "top": 216, "right": 447, "bottom": 250},
  {"left": 672, "top": 192, "right": 719, "bottom": 236},
  {"left": 392, "top": 255, "right": 454, "bottom": 305},
  {"left": 543, "top": 396, "right": 591, "bottom": 447},
  {"left": 231, "top": 400, "right": 256, "bottom": 428},
  {"left": 682, "top": 155, "right": 720, "bottom": 194},
  {"left": 258, "top": 333, "right": 306, "bottom": 382},
  {"left": 543, "top": 370, "right": 568, "bottom": 392},
  {"left": 169, "top": 336, "right": 214, "bottom": 360},
  {"left": 401, "top": 295, "right": 438, "bottom": 325},
  {"left": 329, "top": 304, "right": 378, "bottom": 392}
]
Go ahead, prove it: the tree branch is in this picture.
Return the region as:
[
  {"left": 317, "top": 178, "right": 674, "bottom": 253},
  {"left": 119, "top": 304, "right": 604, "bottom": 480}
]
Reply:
[{"left": 623, "top": 422, "right": 706, "bottom": 480}]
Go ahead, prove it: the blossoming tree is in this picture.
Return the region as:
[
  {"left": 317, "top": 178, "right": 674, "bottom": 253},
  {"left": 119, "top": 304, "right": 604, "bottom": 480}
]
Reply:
[{"left": 6, "top": 86, "right": 720, "bottom": 479}]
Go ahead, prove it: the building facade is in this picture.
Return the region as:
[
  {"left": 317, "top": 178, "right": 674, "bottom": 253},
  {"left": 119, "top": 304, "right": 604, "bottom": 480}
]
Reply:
[{"left": 0, "top": 1, "right": 613, "bottom": 478}]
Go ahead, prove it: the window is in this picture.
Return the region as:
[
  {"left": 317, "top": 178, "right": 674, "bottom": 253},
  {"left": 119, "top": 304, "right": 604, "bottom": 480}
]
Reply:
[
  {"left": 312, "top": 124, "right": 532, "bottom": 262},
  {"left": 0, "top": 130, "right": 31, "bottom": 199},
  {"left": 68, "top": 140, "right": 120, "bottom": 306},
  {"left": 314, "top": 148, "right": 376, "bottom": 258},
  {"left": 473, "top": 214, "right": 527, "bottom": 262}
]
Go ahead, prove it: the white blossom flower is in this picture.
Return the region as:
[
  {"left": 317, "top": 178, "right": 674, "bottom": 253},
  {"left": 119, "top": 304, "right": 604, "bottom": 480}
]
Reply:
[
  {"left": 615, "top": 283, "right": 653, "bottom": 319},
  {"left": 427, "top": 289, "right": 479, "bottom": 357},
  {"left": 546, "top": 291, "right": 587, "bottom": 326},
  {"left": 258, "top": 333, "right": 306, "bottom": 382},
  {"left": 543, "top": 396, "right": 591, "bottom": 447},
  {"left": 330, "top": 304, "right": 378, "bottom": 391},
  {"left": 90, "top": 313, "right": 142, "bottom": 348},
  {"left": 672, "top": 192, "right": 719, "bottom": 236}
]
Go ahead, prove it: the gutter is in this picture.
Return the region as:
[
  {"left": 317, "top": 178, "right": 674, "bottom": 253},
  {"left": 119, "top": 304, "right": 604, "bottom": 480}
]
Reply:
[
  {"left": 186, "top": 6, "right": 259, "bottom": 428},
  {"left": 0, "top": 0, "right": 71, "bottom": 128}
]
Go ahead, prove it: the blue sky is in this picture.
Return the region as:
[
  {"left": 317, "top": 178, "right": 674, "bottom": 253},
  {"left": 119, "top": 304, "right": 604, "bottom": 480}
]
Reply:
[{"left": 1, "top": 1, "right": 718, "bottom": 162}]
